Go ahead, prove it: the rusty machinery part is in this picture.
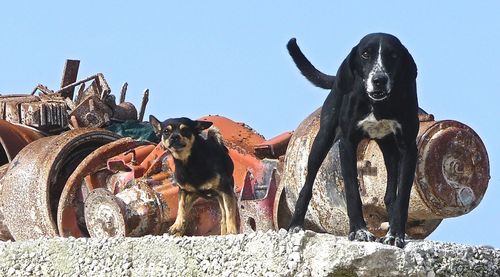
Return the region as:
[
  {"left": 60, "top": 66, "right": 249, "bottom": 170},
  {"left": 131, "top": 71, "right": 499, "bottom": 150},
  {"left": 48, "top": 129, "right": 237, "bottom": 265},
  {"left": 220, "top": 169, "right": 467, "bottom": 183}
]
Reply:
[
  {"left": 199, "top": 115, "right": 266, "bottom": 155},
  {"left": 0, "top": 164, "right": 13, "bottom": 241},
  {"left": 69, "top": 94, "right": 112, "bottom": 129},
  {"left": 239, "top": 159, "right": 279, "bottom": 233},
  {"left": 138, "top": 89, "right": 149, "bottom": 122},
  {"left": 414, "top": 120, "right": 489, "bottom": 218},
  {"left": 84, "top": 174, "right": 223, "bottom": 238},
  {"left": 0, "top": 95, "right": 68, "bottom": 133},
  {"left": 277, "top": 108, "right": 490, "bottom": 239},
  {"left": 254, "top": 131, "right": 293, "bottom": 160},
  {"left": 0, "top": 120, "right": 45, "bottom": 166},
  {"left": 356, "top": 119, "right": 489, "bottom": 226},
  {"left": 53, "top": 73, "right": 110, "bottom": 100},
  {"left": 278, "top": 108, "right": 350, "bottom": 235},
  {"left": 59, "top": 60, "right": 81, "bottom": 99},
  {"left": 84, "top": 188, "right": 126, "bottom": 238},
  {"left": 111, "top": 102, "right": 138, "bottom": 122},
  {"left": 57, "top": 138, "right": 151, "bottom": 238},
  {"left": 200, "top": 115, "right": 268, "bottom": 191},
  {"left": 0, "top": 129, "right": 122, "bottom": 241},
  {"left": 119, "top": 82, "right": 128, "bottom": 104},
  {"left": 85, "top": 182, "right": 164, "bottom": 238}
]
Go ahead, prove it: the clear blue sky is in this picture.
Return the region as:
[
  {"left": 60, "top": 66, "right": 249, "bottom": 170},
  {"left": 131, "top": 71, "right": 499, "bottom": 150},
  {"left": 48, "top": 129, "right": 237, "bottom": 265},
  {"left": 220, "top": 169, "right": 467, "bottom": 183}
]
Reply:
[{"left": 1, "top": 1, "right": 499, "bottom": 247}]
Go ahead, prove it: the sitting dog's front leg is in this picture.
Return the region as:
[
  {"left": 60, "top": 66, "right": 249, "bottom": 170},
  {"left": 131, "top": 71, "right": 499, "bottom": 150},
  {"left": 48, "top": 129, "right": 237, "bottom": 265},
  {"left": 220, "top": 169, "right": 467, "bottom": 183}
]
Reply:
[
  {"left": 221, "top": 190, "right": 238, "bottom": 235},
  {"left": 169, "top": 189, "right": 197, "bottom": 236},
  {"left": 217, "top": 195, "right": 227, "bottom": 235},
  {"left": 339, "top": 138, "right": 376, "bottom": 242}
]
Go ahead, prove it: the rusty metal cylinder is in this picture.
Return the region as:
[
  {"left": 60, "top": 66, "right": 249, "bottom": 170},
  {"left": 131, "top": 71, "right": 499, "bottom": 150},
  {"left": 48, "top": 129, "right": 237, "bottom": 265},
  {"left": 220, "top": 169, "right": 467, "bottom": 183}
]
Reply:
[
  {"left": 84, "top": 183, "right": 166, "bottom": 238},
  {"left": 0, "top": 129, "right": 121, "bottom": 240},
  {"left": 278, "top": 108, "right": 489, "bottom": 238}
]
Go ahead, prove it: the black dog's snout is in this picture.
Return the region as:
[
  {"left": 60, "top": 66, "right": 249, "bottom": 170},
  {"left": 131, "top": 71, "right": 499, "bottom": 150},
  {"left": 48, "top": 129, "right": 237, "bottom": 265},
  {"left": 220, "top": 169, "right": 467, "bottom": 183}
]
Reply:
[
  {"left": 170, "top": 134, "right": 181, "bottom": 142},
  {"left": 372, "top": 74, "right": 388, "bottom": 88}
]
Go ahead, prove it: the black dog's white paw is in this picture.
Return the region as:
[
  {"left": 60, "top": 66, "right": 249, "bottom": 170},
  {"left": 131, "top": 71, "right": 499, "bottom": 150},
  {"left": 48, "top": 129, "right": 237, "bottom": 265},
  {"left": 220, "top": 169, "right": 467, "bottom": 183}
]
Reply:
[
  {"left": 378, "top": 233, "right": 405, "bottom": 248},
  {"left": 348, "top": 229, "right": 376, "bottom": 242},
  {"left": 288, "top": 225, "right": 304, "bottom": 234}
]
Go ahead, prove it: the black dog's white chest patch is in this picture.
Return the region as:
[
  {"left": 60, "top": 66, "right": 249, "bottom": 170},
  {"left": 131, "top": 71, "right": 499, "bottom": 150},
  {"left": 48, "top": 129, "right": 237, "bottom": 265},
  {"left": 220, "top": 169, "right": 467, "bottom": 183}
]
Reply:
[{"left": 357, "top": 113, "right": 401, "bottom": 139}]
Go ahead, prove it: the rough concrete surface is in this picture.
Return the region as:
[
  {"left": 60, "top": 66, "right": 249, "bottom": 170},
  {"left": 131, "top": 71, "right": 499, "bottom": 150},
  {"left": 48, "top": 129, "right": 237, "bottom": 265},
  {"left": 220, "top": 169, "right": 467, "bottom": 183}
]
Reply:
[{"left": 0, "top": 230, "right": 498, "bottom": 277}]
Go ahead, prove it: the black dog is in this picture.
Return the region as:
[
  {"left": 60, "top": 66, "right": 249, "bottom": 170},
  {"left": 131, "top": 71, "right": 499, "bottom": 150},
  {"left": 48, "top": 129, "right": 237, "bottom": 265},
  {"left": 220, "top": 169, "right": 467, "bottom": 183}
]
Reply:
[
  {"left": 287, "top": 33, "right": 418, "bottom": 248},
  {"left": 150, "top": 116, "right": 238, "bottom": 236}
]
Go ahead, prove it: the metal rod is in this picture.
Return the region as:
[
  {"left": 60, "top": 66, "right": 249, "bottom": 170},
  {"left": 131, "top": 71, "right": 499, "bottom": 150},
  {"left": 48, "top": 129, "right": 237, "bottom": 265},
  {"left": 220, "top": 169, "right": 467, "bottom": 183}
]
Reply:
[
  {"left": 75, "top": 83, "right": 86, "bottom": 104},
  {"left": 138, "top": 89, "right": 149, "bottom": 122},
  {"left": 54, "top": 74, "right": 99, "bottom": 95},
  {"left": 59, "top": 60, "right": 80, "bottom": 99},
  {"left": 119, "top": 82, "right": 128, "bottom": 104}
]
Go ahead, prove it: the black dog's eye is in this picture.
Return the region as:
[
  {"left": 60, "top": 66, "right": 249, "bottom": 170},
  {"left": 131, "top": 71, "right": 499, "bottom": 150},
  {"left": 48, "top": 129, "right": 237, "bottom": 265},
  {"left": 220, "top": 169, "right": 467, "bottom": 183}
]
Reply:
[
  {"left": 162, "top": 129, "right": 170, "bottom": 135},
  {"left": 361, "top": 51, "right": 370, "bottom": 60},
  {"left": 180, "top": 128, "right": 191, "bottom": 137}
]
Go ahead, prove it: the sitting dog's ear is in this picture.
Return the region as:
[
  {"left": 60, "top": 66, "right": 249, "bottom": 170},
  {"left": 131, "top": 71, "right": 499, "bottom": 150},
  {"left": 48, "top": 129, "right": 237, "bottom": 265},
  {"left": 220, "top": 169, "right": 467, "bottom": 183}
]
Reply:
[
  {"left": 149, "top": 115, "right": 162, "bottom": 136},
  {"left": 195, "top": 120, "right": 213, "bottom": 132},
  {"left": 335, "top": 46, "right": 357, "bottom": 93}
]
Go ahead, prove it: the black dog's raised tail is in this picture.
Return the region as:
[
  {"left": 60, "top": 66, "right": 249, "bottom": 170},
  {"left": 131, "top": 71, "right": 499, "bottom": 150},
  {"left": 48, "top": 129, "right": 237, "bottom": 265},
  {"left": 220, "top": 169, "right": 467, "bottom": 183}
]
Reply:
[{"left": 287, "top": 38, "right": 335, "bottom": 89}]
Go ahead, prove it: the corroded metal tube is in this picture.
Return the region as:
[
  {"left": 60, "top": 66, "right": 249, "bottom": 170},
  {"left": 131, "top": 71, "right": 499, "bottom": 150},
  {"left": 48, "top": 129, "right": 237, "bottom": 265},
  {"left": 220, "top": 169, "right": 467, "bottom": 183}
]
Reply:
[
  {"left": 277, "top": 108, "right": 489, "bottom": 239},
  {"left": 0, "top": 129, "right": 121, "bottom": 240}
]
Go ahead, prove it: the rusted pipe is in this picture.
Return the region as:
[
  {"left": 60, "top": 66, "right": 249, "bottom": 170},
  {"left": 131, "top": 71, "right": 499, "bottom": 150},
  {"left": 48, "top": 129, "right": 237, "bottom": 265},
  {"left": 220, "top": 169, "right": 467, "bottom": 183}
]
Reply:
[
  {"left": 276, "top": 108, "right": 490, "bottom": 239},
  {"left": 0, "top": 129, "right": 121, "bottom": 240}
]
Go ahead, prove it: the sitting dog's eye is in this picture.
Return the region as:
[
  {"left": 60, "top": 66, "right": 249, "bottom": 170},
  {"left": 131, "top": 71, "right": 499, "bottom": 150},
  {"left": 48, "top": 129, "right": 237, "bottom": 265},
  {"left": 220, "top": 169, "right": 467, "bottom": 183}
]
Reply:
[
  {"left": 163, "top": 129, "right": 170, "bottom": 135},
  {"left": 361, "top": 51, "right": 370, "bottom": 59},
  {"left": 180, "top": 129, "right": 191, "bottom": 137}
]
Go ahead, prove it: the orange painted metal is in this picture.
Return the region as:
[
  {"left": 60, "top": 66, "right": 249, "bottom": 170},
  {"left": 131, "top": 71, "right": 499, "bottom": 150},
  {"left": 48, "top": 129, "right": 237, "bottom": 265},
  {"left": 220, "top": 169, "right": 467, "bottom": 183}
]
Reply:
[
  {"left": 254, "top": 131, "right": 293, "bottom": 159},
  {"left": 0, "top": 120, "right": 45, "bottom": 165}
]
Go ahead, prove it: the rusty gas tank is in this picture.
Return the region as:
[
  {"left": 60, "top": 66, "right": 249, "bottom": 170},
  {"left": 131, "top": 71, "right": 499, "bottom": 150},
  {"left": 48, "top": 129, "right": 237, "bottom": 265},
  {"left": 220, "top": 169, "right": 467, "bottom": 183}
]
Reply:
[{"left": 276, "top": 108, "right": 490, "bottom": 239}]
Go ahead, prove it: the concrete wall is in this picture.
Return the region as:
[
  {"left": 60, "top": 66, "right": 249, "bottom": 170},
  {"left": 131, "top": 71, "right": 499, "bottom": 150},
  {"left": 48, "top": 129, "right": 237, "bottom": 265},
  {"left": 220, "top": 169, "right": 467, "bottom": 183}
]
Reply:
[{"left": 0, "top": 230, "right": 498, "bottom": 276}]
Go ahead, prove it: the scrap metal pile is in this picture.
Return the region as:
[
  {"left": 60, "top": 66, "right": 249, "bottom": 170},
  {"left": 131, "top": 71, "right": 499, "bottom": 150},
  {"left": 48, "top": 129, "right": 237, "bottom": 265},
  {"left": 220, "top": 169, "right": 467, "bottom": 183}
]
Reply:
[{"left": 0, "top": 60, "right": 490, "bottom": 242}]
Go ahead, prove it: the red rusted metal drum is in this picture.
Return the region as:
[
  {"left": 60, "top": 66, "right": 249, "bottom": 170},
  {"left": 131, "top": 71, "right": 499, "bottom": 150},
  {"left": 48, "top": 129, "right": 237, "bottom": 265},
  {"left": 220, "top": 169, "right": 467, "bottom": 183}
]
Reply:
[{"left": 276, "top": 108, "right": 490, "bottom": 239}]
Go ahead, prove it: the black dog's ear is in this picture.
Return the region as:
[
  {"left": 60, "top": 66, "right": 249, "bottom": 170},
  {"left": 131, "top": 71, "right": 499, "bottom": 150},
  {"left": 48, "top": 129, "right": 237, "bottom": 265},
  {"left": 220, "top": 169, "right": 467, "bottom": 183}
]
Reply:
[
  {"left": 195, "top": 120, "right": 213, "bottom": 132},
  {"left": 402, "top": 46, "right": 418, "bottom": 81},
  {"left": 149, "top": 115, "right": 162, "bottom": 136},
  {"left": 335, "top": 46, "right": 358, "bottom": 92}
]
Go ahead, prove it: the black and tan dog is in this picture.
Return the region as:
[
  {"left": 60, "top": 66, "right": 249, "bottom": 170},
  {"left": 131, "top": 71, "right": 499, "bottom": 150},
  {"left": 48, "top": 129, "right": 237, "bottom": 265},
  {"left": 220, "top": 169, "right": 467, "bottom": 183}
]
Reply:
[
  {"left": 150, "top": 116, "right": 238, "bottom": 236},
  {"left": 287, "top": 33, "right": 419, "bottom": 248}
]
